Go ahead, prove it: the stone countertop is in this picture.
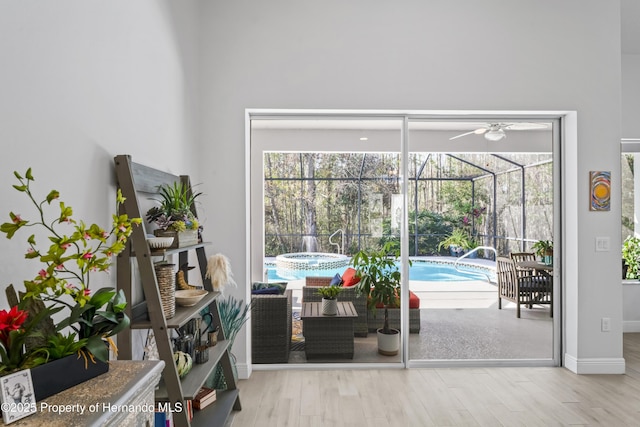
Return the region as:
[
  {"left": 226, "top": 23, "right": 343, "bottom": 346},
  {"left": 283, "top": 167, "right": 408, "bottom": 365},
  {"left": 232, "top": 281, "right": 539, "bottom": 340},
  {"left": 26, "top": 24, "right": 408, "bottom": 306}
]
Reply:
[{"left": 9, "top": 360, "right": 164, "bottom": 427}]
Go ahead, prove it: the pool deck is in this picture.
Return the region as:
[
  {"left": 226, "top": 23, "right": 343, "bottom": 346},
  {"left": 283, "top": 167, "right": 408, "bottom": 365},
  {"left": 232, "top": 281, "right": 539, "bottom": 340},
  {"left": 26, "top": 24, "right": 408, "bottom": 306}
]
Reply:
[
  {"left": 282, "top": 256, "right": 499, "bottom": 311},
  {"left": 286, "top": 278, "right": 497, "bottom": 310}
]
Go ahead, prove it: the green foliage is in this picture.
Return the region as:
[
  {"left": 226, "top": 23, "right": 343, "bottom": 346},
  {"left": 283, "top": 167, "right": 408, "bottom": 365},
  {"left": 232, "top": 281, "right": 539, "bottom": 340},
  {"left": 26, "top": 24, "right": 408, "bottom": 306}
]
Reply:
[
  {"left": 316, "top": 286, "right": 343, "bottom": 300},
  {"left": 146, "top": 181, "right": 201, "bottom": 231},
  {"left": 438, "top": 228, "right": 474, "bottom": 251},
  {"left": 0, "top": 168, "right": 140, "bottom": 367},
  {"left": 1, "top": 169, "right": 141, "bottom": 306},
  {"left": 0, "top": 305, "right": 54, "bottom": 375},
  {"left": 55, "top": 288, "right": 130, "bottom": 362},
  {"left": 46, "top": 332, "right": 88, "bottom": 360},
  {"left": 532, "top": 240, "right": 554, "bottom": 258},
  {"left": 352, "top": 241, "right": 410, "bottom": 334},
  {"left": 623, "top": 236, "right": 640, "bottom": 279},
  {"left": 382, "top": 210, "right": 452, "bottom": 255}
]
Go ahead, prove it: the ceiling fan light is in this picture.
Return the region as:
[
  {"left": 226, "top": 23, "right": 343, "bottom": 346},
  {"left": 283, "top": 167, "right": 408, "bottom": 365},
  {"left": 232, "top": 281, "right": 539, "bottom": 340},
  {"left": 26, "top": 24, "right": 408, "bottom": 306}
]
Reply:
[{"left": 484, "top": 129, "right": 506, "bottom": 141}]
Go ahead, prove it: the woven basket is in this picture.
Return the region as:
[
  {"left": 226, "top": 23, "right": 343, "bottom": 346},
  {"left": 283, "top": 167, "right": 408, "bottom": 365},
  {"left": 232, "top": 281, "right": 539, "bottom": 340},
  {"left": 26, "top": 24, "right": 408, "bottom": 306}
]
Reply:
[{"left": 154, "top": 263, "right": 176, "bottom": 319}]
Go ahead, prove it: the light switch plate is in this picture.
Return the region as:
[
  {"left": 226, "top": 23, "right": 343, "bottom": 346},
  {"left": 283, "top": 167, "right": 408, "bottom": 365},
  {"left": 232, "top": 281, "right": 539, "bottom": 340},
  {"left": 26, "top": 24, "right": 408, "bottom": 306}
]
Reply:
[{"left": 595, "top": 237, "right": 610, "bottom": 252}]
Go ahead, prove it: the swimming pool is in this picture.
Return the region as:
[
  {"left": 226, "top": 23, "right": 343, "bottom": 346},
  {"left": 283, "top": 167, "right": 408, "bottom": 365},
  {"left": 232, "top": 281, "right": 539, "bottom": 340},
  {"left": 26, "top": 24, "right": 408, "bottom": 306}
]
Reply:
[{"left": 265, "top": 258, "right": 495, "bottom": 282}]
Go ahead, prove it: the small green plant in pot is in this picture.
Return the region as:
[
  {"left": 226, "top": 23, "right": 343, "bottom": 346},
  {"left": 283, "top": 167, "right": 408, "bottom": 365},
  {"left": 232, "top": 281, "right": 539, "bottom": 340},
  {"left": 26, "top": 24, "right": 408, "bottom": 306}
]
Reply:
[
  {"left": 146, "top": 181, "right": 202, "bottom": 245},
  {"left": 352, "top": 241, "right": 409, "bottom": 356},
  {"left": 316, "top": 286, "right": 343, "bottom": 316},
  {"left": 623, "top": 236, "right": 640, "bottom": 279},
  {"left": 532, "top": 239, "right": 554, "bottom": 265},
  {"left": 438, "top": 228, "right": 473, "bottom": 256},
  {"left": 316, "top": 286, "right": 343, "bottom": 300}
]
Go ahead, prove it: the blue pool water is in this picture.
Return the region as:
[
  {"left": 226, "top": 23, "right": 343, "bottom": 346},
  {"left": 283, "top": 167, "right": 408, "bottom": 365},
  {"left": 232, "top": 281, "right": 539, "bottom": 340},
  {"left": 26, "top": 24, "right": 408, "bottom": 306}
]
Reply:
[{"left": 266, "top": 259, "right": 493, "bottom": 282}]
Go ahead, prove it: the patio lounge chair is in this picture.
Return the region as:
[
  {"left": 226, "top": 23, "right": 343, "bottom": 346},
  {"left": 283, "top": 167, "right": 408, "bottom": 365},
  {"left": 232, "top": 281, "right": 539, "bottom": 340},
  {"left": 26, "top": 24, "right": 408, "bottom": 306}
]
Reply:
[
  {"left": 304, "top": 276, "right": 421, "bottom": 334},
  {"left": 496, "top": 257, "right": 552, "bottom": 318},
  {"left": 251, "top": 289, "right": 292, "bottom": 363}
]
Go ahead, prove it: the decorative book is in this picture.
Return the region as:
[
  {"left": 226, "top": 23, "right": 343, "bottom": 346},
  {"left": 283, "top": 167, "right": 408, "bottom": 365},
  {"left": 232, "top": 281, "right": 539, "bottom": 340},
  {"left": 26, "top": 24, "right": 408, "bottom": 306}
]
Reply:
[{"left": 193, "top": 386, "right": 217, "bottom": 410}]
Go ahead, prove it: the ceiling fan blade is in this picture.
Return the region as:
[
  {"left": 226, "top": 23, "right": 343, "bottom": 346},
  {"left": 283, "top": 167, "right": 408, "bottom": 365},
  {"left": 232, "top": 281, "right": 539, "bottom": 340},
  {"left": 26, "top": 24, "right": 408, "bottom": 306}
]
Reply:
[
  {"left": 449, "top": 128, "right": 487, "bottom": 140},
  {"left": 504, "top": 122, "right": 549, "bottom": 131}
]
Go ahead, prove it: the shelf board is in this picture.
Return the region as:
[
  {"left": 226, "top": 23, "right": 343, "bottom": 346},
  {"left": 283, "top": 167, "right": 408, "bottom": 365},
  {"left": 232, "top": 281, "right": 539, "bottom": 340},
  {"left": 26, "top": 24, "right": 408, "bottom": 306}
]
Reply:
[
  {"left": 155, "top": 339, "right": 231, "bottom": 401},
  {"left": 130, "top": 291, "right": 221, "bottom": 330},
  {"left": 190, "top": 389, "right": 240, "bottom": 427},
  {"left": 148, "top": 241, "right": 211, "bottom": 257}
]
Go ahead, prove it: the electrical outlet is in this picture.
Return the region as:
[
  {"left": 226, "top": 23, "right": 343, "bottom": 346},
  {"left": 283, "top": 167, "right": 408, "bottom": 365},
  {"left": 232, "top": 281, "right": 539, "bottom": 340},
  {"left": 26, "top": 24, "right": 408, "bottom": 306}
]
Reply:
[{"left": 601, "top": 317, "right": 611, "bottom": 332}]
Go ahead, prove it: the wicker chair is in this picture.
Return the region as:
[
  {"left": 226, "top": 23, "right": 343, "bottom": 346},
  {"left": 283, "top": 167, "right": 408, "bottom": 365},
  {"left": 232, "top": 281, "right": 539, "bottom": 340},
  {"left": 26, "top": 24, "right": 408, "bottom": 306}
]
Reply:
[
  {"left": 496, "top": 257, "right": 552, "bottom": 318},
  {"left": 251, "top": 289, "right": 292, "bottom": 363},
  {"left": 367, "top": 307, "right": 421, "bottom": 333},
  {"left": 303, "top": 277, "right": 368, "bottom": 336},
  {"left": 304, "top": 277, "right": 421, "bottom": 334}
]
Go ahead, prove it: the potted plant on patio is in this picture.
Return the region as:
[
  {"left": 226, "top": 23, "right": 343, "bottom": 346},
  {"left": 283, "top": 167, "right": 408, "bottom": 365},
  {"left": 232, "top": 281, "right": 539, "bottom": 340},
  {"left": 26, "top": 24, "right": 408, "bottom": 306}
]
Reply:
[
  {"left": 532, "top": 239, "right": 554, "bottom": 265},
  {"left": 438, "top": 228, "right": 473, "bottom": 257},
  {"left": 316, "top": 286, "right": 343, "bottom": 316},
  {"left": 352, "top": 241, "right": 406, "bottom": 356}
]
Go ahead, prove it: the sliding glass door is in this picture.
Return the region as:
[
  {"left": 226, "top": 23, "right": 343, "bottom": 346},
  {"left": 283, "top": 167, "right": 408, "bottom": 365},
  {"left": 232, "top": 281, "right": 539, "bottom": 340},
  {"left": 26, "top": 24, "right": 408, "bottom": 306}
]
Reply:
[
  {"left": 249, "top": 115, "right": 406, "bottom": 366},
  {"left": 248, "top": 111, "right": 560, "bottom": 368}
]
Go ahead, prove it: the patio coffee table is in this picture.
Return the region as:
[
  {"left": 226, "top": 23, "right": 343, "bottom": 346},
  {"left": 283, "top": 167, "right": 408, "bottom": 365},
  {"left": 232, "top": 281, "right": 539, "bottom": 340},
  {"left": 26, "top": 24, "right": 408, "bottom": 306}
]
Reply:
[{"left": 301, "top": 301, "right": 357, "bottom": 359}]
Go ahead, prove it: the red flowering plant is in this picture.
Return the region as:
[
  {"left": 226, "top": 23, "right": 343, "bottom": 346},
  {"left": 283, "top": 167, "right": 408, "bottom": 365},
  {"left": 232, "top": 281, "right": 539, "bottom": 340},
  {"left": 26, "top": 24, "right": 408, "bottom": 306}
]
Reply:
[
  {"left": 0, "top": 168, "right": 141, "bottom": 374},
  {"left": 0, "top": 305, "right": 53, "bottom": 375}
]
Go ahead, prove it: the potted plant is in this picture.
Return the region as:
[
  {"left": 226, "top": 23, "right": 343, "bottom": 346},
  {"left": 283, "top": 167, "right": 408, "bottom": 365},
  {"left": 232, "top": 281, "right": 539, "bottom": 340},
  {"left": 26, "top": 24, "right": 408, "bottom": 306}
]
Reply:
[
  {"left": 438, "top": 228, "right": 473, "bottom": 256},
  {"left": 146, "top": 181, "right": 202, "bottom": 248},
  {"left": 532, "top": 239, "right": 554, "bottom": 265},
  {"left": 352, "top": 242, "right": 407, "bottom": 356},
  {"left": 316, "top": 286, "right": 343, "bottom": 316},
  {"left": 622, "top": 236, "right": 640, "bottom": 279},
  {"left": 0, "top": 168, "right": 140, "bottom": 398}
]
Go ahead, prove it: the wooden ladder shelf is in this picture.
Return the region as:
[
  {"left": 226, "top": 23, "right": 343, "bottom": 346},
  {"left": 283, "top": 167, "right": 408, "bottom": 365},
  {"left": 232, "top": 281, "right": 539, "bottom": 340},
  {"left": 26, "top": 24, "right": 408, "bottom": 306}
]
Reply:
[{"left": 114, "top": 154, "right": 240, "bottom": 427}]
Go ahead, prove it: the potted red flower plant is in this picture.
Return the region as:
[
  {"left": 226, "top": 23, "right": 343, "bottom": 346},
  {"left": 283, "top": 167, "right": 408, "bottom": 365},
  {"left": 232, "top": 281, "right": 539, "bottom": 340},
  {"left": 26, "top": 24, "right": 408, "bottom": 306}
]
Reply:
[{"left": 0, "top": 168, "right": 141, "bottom": 398}]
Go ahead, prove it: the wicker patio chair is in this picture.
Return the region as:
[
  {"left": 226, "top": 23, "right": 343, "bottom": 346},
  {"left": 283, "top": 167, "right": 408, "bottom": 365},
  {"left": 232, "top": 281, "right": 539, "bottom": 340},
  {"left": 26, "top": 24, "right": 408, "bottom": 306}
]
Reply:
[
  {"left": 251, "top": 289, "right": 292, "bottom": 363},
  {"left": 366, "top": 307, "right": 421, "bottom": 333},
  {"left": 303, "top": 277, "right": 368, "bottom": 337},
  {"left": 496, "top": 257, "right": 552, "bottom": 318}
]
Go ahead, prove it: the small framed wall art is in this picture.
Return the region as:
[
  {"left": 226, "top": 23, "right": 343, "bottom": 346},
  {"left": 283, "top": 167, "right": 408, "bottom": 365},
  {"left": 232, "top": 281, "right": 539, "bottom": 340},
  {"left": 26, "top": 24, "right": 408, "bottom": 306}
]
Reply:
[
  {"left": 589, "top": 170, "right": 611, "bottom": 211},
  {"left": 0, "top": 369, "right": 36, "bottom": 424}
]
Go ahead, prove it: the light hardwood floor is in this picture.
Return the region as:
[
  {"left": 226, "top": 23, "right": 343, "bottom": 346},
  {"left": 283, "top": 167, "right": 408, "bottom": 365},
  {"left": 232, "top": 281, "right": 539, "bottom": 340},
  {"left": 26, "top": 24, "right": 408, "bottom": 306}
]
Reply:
[{"left": 227, "top": 333, "right": 640, "bottom": 426}]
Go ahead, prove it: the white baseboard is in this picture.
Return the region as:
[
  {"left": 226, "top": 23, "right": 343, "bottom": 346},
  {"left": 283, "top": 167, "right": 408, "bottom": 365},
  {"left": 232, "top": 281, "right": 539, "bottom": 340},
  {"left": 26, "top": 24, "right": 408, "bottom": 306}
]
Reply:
[
  {"left": 623, "top": 320, "right": 640, "bottom": 332},
  {"left": 564, "top": 354, "right": 625, "bottom": 374},
  {"left": 236, "top": 362, "right": 251, "bottom": 380}
]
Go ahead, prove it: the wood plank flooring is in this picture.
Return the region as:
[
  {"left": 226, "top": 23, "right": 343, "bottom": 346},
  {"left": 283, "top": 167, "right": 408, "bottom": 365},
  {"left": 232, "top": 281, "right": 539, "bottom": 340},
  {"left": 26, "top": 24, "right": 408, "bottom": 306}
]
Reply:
[{"left": 227, "top": 333, "right": 640, "bottom": 426}]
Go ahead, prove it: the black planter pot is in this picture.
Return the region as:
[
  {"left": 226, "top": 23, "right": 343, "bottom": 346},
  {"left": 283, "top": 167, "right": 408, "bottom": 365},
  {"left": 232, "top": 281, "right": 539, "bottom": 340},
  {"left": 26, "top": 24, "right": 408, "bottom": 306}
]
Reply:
[{"left": 30, "top": 354, "right": 109, "bottom": 401}]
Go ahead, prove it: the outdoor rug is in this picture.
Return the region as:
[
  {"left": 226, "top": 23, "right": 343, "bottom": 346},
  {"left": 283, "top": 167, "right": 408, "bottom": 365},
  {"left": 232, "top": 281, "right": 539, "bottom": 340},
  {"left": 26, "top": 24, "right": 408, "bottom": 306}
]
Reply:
[{"left": 291, "top": 311, "right": 305, "bottom": 351}]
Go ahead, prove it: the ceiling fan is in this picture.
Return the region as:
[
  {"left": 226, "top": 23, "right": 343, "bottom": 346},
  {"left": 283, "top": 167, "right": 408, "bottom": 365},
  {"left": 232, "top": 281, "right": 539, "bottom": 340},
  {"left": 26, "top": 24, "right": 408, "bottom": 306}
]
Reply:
[{"left": 449, "top": 122, "right": 549, "bottom": 141}]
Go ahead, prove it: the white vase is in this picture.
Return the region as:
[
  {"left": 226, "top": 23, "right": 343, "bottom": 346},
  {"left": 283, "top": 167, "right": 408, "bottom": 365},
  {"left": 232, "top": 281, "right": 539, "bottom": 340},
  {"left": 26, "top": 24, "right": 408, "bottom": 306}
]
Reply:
[
  {"left": 322, "top": 298, "right": 338, "bottom": 316},
  {"left": 377, "top": 328, "right": 400, "bottom": 356}
]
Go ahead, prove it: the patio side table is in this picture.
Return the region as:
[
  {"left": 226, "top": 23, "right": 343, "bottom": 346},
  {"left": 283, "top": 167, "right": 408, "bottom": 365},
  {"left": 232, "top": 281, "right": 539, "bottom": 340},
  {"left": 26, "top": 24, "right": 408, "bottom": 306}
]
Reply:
[{"left": 301, "top": 301, "right": 357, "bottom": 359}]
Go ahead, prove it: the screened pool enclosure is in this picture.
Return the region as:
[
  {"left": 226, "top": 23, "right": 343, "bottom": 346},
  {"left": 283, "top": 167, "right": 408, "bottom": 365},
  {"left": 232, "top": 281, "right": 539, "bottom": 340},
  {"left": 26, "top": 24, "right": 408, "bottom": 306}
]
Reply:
[{"left": 264, "top": 152, "right": 553, "bottom": 259}]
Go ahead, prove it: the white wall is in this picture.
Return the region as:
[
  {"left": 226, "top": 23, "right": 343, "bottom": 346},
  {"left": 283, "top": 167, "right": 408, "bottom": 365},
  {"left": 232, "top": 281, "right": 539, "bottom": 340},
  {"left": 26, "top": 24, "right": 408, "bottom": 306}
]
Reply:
[
  {"left": 0, "top": 0, "right": 200, "bottom": 351},
  {"left": 199, "top": 0, "right": 624, "bottom": 374},
  {"left": 622, "top": 54, "right": 640, "bottom": 138},
  {"left": 0, "top": 0, "right": 627, "bottom": 376}
]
